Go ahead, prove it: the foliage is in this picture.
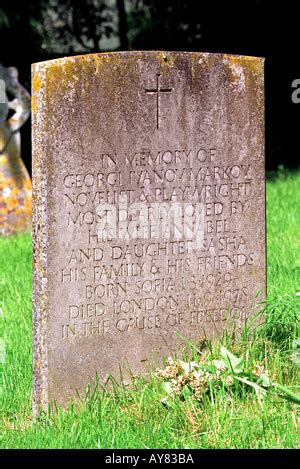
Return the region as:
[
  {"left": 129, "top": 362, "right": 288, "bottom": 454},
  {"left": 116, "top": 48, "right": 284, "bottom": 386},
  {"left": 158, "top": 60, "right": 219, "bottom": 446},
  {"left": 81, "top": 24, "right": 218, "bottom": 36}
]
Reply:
[
  {"left": 35, "top": 0, "right": 116, "bottom": 54},
  {"left": 157, "top": 347, "right": 300, "bottom": 408},
  {"left": 0, "top": 0, "right": 125, "bottom": 62},
  {"left": 258, "top": 296, "right": 299, "bottom": 351},
  {"left": 127, "top": 0, "right": 203, "bottom": 50}
]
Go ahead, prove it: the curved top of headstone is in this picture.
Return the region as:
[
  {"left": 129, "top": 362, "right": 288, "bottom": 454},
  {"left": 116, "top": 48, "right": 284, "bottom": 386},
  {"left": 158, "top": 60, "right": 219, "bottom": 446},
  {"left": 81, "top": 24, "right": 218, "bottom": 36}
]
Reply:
[
  {"left": 32, "top": 52, "right": 264, "bottom": 93},
  {"left": 32, "top": 50, "right": 264, "bottom": 66},
  {"left": 32, "top": 51, "right": 264, "bottom": 132}
]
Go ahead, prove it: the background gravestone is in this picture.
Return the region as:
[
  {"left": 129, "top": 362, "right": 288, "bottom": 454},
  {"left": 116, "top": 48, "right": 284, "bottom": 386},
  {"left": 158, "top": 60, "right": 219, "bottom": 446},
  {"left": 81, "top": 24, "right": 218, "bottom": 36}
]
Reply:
[
  {"left": 32, "top": 51, "right": 265, "bottom": 410},
  {"left": 0, "top": 64, "right": 31, "bottom": 235}
]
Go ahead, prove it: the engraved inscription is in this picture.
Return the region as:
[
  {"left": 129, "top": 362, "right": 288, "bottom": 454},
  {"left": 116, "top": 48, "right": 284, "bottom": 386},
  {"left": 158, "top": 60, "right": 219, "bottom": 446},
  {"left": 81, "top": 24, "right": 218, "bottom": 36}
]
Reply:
[{"left": 57, "top": 144, "right": 257, "bottom": 340}]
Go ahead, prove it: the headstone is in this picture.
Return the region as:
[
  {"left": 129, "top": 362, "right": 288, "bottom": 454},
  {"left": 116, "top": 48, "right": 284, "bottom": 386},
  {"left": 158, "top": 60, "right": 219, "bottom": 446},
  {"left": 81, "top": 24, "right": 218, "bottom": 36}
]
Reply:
[
  {"left": 0, "top": 64, "right": 31, "bottom": 235},
  {"left": 32, "top": 51, "right": 265, "bottom": 410}
]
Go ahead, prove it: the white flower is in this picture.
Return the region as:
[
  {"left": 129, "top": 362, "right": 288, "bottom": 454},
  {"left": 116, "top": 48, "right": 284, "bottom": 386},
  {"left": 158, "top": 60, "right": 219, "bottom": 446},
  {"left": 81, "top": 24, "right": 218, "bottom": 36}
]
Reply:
[{"left": 2, "top": 187, "right": 12, "bottom": 198}]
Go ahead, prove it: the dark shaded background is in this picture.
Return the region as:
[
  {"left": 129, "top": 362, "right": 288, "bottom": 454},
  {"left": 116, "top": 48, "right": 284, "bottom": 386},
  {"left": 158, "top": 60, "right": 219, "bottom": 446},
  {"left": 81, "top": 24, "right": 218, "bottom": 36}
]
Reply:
[{"left": 0, "top": 0, "right": 299, "bottom": 174}]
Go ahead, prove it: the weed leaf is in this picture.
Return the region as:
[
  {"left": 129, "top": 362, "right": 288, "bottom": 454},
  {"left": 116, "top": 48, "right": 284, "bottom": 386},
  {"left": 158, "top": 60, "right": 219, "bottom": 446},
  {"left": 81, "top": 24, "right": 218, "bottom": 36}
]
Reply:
[{"left": 220, "top": 346, "right": 244, "bottom": 374}]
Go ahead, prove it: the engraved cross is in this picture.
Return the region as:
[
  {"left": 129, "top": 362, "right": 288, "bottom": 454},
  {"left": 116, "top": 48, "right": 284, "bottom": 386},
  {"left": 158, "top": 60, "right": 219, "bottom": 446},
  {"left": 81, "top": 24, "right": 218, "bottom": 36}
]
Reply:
[{"left": 145, "top": 73, "right": 172, "bottom": 129}]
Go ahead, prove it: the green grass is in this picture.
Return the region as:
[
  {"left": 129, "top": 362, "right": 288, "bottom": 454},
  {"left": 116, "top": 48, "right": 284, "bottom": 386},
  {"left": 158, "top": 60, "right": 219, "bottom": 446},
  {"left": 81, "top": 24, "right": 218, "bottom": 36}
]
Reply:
[{"left": 0, "top": 170, "right": 299, "bottom": 449}]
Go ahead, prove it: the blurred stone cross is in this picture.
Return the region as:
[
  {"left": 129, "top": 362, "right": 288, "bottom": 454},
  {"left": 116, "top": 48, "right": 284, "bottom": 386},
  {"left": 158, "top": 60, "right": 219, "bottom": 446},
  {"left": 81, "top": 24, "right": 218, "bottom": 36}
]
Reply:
[{"left": 0, "top": 64, "right": 31, "bottom": 235}]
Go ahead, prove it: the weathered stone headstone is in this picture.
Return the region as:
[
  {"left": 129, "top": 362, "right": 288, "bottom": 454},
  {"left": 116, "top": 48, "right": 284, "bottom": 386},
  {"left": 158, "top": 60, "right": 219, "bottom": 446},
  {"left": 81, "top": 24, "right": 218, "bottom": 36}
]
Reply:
[
  {"left": 32, "top": 51, "right": 265, "bottom": 410},
  {"left": 0, "top": 64, "right": 31, "bottom": 235}
]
